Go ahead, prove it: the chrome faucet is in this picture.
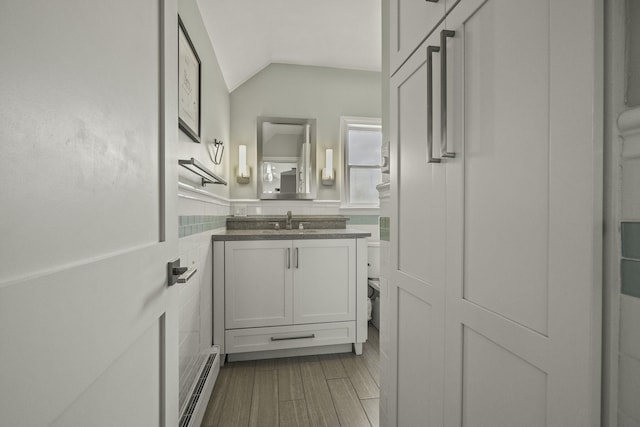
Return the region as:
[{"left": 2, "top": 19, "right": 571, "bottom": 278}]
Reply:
[{"left": 286, "top": 211, "right": 293, "bottom": 230}]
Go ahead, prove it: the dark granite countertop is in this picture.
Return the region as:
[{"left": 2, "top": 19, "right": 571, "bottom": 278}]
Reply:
[
  {"left": 226, "top": 215, "right": 349, "bottom": 231},
  {"left": 211, "top": 228, "right": 371, "bottom": 241}
]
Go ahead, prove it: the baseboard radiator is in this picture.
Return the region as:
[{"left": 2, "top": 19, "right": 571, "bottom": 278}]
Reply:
[{"left": 179, "top": 346, "right": 220, "bottom": 427}]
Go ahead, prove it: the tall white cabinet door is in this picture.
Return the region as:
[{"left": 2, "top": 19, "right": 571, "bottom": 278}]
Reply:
[
  {"left": 387, "top": 25, "right": 448, "bottom": 426},
  {"left": 390, "top": 0, "right": 462, "bottom": 74},
  {"left": 0, "top": 0, "right": 180, "bottom": 425},
  {"left": 293, "top": 239, "right": 356, "bottom": 324},
  {"left": 225, "top": 240, "right": 293, "bottom": 329},
  {"left": 442, "top": 0, "right": 602, "bottom": 425}
]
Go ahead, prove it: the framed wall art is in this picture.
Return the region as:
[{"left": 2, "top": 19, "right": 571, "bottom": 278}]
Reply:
[{"left": 178, "top": 16, "right": 201, "bottom": 143}]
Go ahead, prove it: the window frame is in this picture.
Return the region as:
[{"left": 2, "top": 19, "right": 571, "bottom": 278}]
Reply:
[{"left": 341, "top": 116, "right": 382, "bottom": 209}]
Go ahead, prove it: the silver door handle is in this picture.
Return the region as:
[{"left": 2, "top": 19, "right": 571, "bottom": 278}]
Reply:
[
  {"left": 287, "top": 248, "right": 291, "bottom": 269},
  {"left": 425, "top": 0, "right": 439, "bottom": 2},
  {"left": 167, "top": 258, "right": 197, "bottom": 286},
  {"left": 177, "top": 267, "right": 197, "bottom": 283},
  {"left": 440, "top": 29, "right": 456, "bottom": 158},
  {"left": 427, "top": 44, "right": 441, "bottom": 164},
  {"left": 271, "top": 334, "right": 315, "bottom": 341},
  {"left": 295, "top": 247, "right": 299, "bottom": 269}
]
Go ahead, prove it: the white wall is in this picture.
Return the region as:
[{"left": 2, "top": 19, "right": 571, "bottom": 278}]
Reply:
[
  {"left": 627, "top": 0, "right": 640, "bottom": 107},
  {"left": 178, "top": 0, "right": 231, "bottom": 199},
  {"left": 176, "top": 0, "right": 232, "bottom": 411},
  {"left": 229, "top": 63, "right": 382, "bottom": 202}
]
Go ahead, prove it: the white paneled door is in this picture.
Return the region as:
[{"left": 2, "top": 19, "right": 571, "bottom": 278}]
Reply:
[
  {"left": 0, "top": 0, "right": 180, "bottom": 425},
  {"left": 389, "top": 15, "right": 448, "bottom": 426},
  {"left": 388, "top": 0, "right": 602, "bottom": 425},
  {"left": 389, "top": 0, "right": 450, "bottom": 74}
]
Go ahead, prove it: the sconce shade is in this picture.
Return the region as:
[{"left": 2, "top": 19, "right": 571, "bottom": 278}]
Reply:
[
  {"left": 237, "top": 145, "right": 251, "bottom": 184},
  {"left": 322, "top": 149, "right": 334, "bottom": 180},
  {"left": 321, "top": 148, "right": 335, "bottom": 185},
  {"left": 239, "top": 145, "right": 248, "bottom": 177}
]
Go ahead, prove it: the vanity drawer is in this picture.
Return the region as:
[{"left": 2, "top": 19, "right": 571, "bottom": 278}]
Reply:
[{"left": 224, "top": 321, "right": 356, "bottom": 354}]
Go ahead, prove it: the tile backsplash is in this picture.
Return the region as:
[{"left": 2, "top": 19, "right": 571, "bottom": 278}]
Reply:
[
  {"left": 379, "top": 216, "right": 390, "bottom": 242},
  {"left": 622, "top": 222, "right": 640, "bottom": 299},
  {"left": 622, "top": 259, "right": 640, "bottom": 299},
  {"left": 622, "top": 222, "right": 640, "bottom": 260},
  {"left": 179, "top": 215, "right": 227, "bottom": 238}
]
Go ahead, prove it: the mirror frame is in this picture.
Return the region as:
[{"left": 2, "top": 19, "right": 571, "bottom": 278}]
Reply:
[{"left": 257, "top": 116, "right": 317, "bottom": 200}]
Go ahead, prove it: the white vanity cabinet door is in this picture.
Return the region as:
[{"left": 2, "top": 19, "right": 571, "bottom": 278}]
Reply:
[
  {"left": 292, "top": 239, "right": 356, "bottom": 324},
  {"left": 225, "top": 240, "right": 293, "bottom": 329}
]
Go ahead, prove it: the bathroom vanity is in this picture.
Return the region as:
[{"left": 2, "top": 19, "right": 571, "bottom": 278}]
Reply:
[{"left": 212, "top": 218, "right": 370, "bottom": 363}]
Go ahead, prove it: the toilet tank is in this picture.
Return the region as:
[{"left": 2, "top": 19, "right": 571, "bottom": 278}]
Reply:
[{"left": 367, "top": 242, "right": 380, "bottom": 279}]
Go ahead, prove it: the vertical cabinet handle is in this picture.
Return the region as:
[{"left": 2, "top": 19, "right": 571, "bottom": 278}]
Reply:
[
  {"left": 427, "top": 45, "right": 441, "bottom": 164},
  {"left": 295, "top": 248, "right": 299, "bottom": 269},
  {"left": 287, "top": 248, "right": 291, "bottom": 269},
  {"left": 440, "top": 29, "right": 456, "bottom": 158}
]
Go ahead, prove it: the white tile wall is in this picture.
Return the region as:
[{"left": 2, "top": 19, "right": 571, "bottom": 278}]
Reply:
[
  {"left": 619, "top": 354, "right": 640, "bottom": 422},
  {"left": 177, "top": 231, "right": 216, "bottom": 409},
  {"left": 232, "top": 200, "right": 342, "bottom": 216},
  {"left": 620, "top": 411, "right": 640, "bottom": 427},
  {"left": 619, "top": 110, "right": 640, "bottom": 427},
  {"left": 177, "top": 194, "right": 230, "bottom": 410},
  {"left": 621, "top": 295, "right": 640, "bottom": 360},
  {"left": 619, "top": 295, "right": 640, "bottom": 425}
]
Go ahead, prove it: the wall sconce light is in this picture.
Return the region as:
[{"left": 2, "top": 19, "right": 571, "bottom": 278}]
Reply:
[
  {"left": 236, "top": 144, "right": 251, "bottom": 184},
  {"left": 321, "top": 148, "right": 335, "bottom": 186}
]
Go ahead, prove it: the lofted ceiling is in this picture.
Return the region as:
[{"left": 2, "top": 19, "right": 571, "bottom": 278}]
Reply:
[{"left": 196, "top": 0, "right": 382, "bottom": 92}]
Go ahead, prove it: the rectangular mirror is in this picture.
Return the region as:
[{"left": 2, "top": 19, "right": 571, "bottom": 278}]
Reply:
[{"left": 257, "top": 117, "right": 317, "bottom": 200}]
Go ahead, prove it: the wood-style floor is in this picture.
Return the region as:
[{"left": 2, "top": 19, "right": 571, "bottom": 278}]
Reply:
[{"left": 201, "top": 325, "right": 380, "bottom": 427}]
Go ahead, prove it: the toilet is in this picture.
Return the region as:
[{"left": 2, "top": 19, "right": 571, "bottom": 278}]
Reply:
[{"left": 367, "top": 243, "right": 380, "bottom": 330}]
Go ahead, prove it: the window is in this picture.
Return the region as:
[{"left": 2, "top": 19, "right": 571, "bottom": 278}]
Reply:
[{"left": 342, "top": 117, "right": 382, "bottom": 207}]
